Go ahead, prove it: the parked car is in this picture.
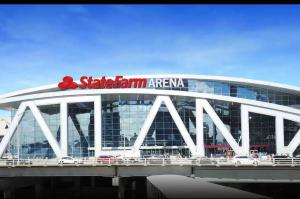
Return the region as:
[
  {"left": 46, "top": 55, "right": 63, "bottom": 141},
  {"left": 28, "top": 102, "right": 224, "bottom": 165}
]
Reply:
[
  {"left": 97, "top": 155, "right": 123, "bottom": 164},
  {"left": 58, "top": 156, "right": 83, "bottom": 164},
  {"left": 232, "top": 155, "right": 258, "bottom": 165},
  {"left": 2, "top": 153, "right": 13, "bottom": 159}
]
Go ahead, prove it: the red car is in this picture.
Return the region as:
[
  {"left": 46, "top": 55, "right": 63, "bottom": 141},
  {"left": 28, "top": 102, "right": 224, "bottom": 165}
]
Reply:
[{"left": 97, "top": 155, "right": 123, "bottom": 164}]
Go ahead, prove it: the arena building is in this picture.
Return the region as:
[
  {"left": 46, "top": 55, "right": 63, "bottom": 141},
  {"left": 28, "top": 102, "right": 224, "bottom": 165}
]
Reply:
[{"left": 0, "top": 74, "right": 300, "bottom": 159}]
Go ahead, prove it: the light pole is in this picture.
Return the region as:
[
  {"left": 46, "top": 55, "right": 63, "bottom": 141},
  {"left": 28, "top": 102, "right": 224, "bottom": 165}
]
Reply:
[
  {"left": 124, "top": 133, "right": 125, "bottom": 153},
  {"left": 17, "top": 125, "right": 20, "bottom": 164}
]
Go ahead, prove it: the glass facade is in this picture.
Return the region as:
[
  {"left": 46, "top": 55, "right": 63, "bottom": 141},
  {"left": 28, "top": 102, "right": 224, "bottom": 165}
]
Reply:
[
  {"left": 142, "top": 103, "right": 190, "bottom": 147},
  {"left": 8, "top": 105, "right": 59, "bottom": 159},
  {"left": 145, "top": 79, "right": 300, "bottom": 109},
  {"left": 68, "top": 102, "right": 94, "bottom": 157},
  {"left": 4, "top": 77, "right": 300, "bottom": 158},
  {"left": 6, "top": 94, "right": 283, "bottom": 159},
  {"left": 249, "top": 113, "right": 276, "bottom": 155},
  {"left": 46, "top": 78, "right": 300, "bottom": 109},
  {"left": 202, "top": 100, "right": 241, "bottom": 157},
  {"left": 101, "top": 95, "right": 153, "bottom": 149}
]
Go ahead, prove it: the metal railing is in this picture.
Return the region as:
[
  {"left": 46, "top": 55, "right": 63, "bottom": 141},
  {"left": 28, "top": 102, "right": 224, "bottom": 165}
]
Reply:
[{"left": 0, "top": 157, "right": 300, "bottom": 168}]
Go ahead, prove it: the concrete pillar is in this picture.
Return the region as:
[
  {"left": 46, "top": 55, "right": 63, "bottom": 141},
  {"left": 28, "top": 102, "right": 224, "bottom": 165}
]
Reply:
[
  {"left": 60, "top": 102, "right": 68, "bottom": 157},
  {"left": 117, "top": 177, "right": 147, "bottom": 199},
  {"left": 73, "top": 177, "right": 80, "bottom": 198},
  {"left": 34, "top": 183, "right": 42, "bottom": 199},
  {"left": 50, "top": 177, "right": 55, "bottom": 194},
  {"left": 241, "top": 105, "right": 250, "bottom": 155},
  {"left": 276, "top": 116, "right": 285, "bottom": 155},
  {"left": 196, "top": 99, "right": 205, "bottom": 157},
  {"left": 131, "top": 180, "right": 136, "bottom": 199},
  {"left": 94, "top": 95, "right": 102, "bottom": 157},
  {"left": 4, "top": 189, "right": 15, "bottom": 199},
  {"left": 135, "top": 177, "right": 147, "bottom": 199},
  {"left": 91, "top": 176, "right": 96, "bottom": 188},
  {"left": 118, "top": 178, "right": 126, "bottom": 199}
]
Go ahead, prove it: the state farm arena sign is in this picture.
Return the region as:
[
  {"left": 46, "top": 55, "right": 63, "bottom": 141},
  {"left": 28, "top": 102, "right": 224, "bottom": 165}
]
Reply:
[{"left": 58, "top": 76, "right": 184, "bottom": 90}]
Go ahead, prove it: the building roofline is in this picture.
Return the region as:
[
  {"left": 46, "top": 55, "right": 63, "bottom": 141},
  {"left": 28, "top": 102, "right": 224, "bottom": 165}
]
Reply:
[{"left": 0, "top": 74, "right": 300, "bottom": 99}]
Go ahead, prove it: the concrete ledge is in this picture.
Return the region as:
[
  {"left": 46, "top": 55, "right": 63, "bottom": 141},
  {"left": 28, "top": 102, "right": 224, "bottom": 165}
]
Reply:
[
  {"left": 0, "top": 165, "right": 300, "bottom": 182},
  {"left": 118, "top": 165, "right": 191, "bottom": 177},
  {"left": 0, "top": 166, "right": 115, "bottom": 177}
]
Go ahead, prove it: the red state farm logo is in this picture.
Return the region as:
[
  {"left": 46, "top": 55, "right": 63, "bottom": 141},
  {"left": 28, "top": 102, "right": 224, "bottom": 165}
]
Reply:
[
  {"left": 58, "top": 75, "right": 148, "bottom": 90},
  {"left": 58, "top": 76, "right": 78, "bottom": 90}
]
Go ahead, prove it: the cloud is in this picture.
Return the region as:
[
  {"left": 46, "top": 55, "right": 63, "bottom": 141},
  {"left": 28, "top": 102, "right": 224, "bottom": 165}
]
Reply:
[{"left": 0, "top": 5, "right": 300, "bottom": 94}]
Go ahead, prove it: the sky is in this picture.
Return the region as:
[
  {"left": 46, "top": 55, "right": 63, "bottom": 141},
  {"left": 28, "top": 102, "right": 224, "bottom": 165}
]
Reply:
[{"left": 0, "top": 5, "right": 300, "bottom": 94}]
